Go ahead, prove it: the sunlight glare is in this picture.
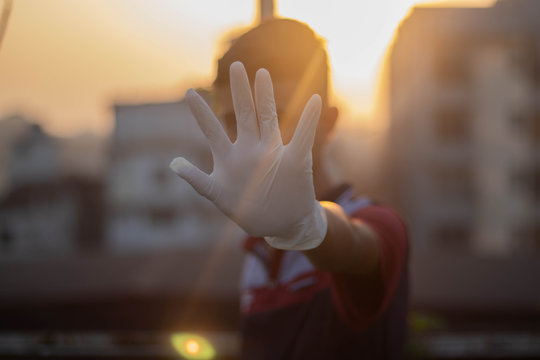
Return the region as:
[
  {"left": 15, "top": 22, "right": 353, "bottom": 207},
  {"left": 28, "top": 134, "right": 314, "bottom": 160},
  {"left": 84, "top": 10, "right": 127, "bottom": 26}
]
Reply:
[
  {"left": 0, "top": 0, "right": 497, "bottom": 135},
  {"left": 171, "top": 333, "right": 215, "bottom": 360},
  {"left": 278, "top": 0, "right": 495, "bottom": 116}
]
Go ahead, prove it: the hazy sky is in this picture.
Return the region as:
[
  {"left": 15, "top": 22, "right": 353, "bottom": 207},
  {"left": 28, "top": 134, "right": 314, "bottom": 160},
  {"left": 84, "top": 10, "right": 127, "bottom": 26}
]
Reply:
[{"left": 0, "top": 0, "right": 494, "bottom": 136}]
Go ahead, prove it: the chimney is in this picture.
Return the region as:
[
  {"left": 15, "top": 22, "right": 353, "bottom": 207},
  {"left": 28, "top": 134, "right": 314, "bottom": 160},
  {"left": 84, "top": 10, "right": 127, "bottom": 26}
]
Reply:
[{"left": 259, "top": 0, "right": 275, "bottom": 23}]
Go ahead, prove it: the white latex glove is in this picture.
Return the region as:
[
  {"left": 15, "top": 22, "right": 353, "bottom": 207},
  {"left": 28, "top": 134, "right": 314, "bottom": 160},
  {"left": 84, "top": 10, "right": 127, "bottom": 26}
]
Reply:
[{"left": 170, "top": 62, "right": 327, "bottom": 250}]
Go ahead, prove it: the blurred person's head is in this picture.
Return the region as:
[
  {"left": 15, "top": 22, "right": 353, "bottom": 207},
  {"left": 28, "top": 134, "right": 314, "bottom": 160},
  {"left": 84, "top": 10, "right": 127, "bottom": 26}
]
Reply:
[{"left": 214, "top": 18, "right": 338, "bottom": 158}]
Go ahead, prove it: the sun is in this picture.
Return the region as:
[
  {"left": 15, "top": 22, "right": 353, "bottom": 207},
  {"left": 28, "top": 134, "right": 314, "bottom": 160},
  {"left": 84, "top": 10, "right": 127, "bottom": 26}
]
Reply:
[{"left": 277, "top": 0, "right": 495, "bottom": 116}]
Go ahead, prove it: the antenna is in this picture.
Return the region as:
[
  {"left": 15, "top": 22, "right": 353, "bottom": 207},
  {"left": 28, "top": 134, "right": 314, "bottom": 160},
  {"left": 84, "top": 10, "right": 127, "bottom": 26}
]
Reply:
[
  {"left": 0, "top": 0, "right": 13, "bottom": 52},
  {"left": 258, "top": 0, "right": 276, "bottom": 23}
]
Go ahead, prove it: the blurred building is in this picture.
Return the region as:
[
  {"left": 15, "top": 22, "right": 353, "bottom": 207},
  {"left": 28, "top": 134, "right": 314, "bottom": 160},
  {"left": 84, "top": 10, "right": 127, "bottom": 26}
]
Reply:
[
  {"left": 326, "top": 120, "right": 386, "bottom": 198},
  {"left": 107, "top": 92, "right": 236, "bottom": 253},
  {"left": 0, "top": 104, "right": 243, "bottom": 341},
  {"left": 386, "top": 0, "right": 540, "bottom": 333},
  {"left": 9, "top": 123, "right": 61, "bottom": 184},
  {"left": 388, "top": 0, "right": 540, "bottom": 257},
  {"left": 386, "top": 0, "right": 540, "bottom": 356},
  {"left": 0, "top": 121, "right": 104, "bottom": 260},
  {"left": 0, "top": 115, "right": 40, "bottom": 195}
]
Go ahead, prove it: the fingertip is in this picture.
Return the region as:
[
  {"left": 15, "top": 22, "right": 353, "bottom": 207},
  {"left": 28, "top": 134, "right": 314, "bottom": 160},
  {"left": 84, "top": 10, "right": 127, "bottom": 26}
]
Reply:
[
  {"left": 310, "top": 94, "right": 322, "bottom": 108},
  {"left": 308, "top": 94, "right": 322, "bottom": 120},
  {"left": 255, "top": 68, "right": 270, "bottom": 78},
  {"left": 185, "top": 89, "right": 199, "bottom": 105},
  {"left": 230, "top": 62, "right": 250, "bottom": 88},
  {"left": 255, "top": 68, "right": 272, "bottom": 88},
  {"left": 169, "top": 157, "right": 190, "bottom": 174},
  {"left": 169, "top": 157, "right": 212, "bottom": 198},
  {"left": 255, "top": 67, "right": 272, "bottom": 89},
  {"left": 186, "top": 88, "right": 196, "bottom": 98},
  {"left": 230, "top": 61, "right": 245, "bottom": 75}
]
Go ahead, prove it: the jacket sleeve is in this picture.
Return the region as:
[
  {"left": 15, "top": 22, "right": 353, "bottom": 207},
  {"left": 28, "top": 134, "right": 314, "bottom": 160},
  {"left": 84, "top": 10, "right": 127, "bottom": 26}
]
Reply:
[{"left": 329, "top": 205, "right": 409, "bottom": 330}]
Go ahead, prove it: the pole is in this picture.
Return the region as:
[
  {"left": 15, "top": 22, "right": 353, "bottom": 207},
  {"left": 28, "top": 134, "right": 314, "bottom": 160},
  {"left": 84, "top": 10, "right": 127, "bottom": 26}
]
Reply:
[{"left": 0, "top": 0, "right": 13, "bottom": 52}]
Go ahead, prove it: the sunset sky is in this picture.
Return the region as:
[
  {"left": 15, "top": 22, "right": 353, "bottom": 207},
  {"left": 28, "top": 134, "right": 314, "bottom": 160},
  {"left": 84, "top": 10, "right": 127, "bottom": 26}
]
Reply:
[{"left": 0, "top": 0, "right": 494, "bottom": 136}]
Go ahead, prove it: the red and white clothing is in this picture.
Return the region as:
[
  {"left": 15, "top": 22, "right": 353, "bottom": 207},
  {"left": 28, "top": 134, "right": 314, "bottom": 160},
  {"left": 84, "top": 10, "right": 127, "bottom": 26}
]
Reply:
[{"left": 239, "top": 185, "right": 409, "bottom": 359}]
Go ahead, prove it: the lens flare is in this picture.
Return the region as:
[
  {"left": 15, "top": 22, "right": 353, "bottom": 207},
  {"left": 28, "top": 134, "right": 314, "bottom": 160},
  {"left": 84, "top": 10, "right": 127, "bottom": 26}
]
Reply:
[
  {"left": 171, "top": 333, "right": 215, "bottom": 360},
  {"left": 185, "top": 339, "right": 200, "bottom": 355}
]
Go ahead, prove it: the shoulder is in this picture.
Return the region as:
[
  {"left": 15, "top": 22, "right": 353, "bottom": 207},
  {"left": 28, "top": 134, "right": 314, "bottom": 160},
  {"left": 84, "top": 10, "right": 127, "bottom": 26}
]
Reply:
[
  {"left": 351, "top": 204, "right": 408, "bottom": 253},
  {"left": 335, "top": 187, "right": 408, "bottom": 253}
]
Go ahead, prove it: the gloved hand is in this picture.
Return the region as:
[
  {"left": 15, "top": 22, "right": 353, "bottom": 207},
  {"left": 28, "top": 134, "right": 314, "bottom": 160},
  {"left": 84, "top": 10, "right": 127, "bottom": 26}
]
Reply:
[{"left": 170, "top": 62, "right": 327, "bottom": 250}]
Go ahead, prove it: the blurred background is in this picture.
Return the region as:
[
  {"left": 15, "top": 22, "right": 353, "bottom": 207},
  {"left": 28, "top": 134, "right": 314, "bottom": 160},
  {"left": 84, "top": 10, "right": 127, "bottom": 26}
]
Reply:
[{"left": 0, "top": 0, "right": 539, "bottom": 359}]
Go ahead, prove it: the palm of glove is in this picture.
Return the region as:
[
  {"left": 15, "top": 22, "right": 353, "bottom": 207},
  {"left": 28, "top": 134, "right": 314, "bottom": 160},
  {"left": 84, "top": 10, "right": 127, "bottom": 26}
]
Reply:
[
  {"left": 170, "top": 62, "right": 322, "bottom": 239},
  {"left": 209, "top": 128, "right": 316, "bottom": 238}
]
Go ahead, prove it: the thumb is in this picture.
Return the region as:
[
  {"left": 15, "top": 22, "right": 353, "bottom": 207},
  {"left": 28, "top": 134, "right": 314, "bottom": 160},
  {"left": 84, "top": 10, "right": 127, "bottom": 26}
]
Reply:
[{"left": 169, "top": 157, "right": 214, "bottom": 199}]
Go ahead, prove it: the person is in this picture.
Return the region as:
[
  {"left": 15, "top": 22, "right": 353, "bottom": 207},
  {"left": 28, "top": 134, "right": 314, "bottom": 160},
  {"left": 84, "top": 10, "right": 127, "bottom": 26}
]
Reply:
[{"left": 170, "top": 18, "right": 409, "bottom": 359}]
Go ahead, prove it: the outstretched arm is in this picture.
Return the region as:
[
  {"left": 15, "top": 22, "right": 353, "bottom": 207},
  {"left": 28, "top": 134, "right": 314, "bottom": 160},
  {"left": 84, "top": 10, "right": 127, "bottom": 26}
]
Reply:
[{"left": 305, "top": 202, "right": 381, "bottom": 275}]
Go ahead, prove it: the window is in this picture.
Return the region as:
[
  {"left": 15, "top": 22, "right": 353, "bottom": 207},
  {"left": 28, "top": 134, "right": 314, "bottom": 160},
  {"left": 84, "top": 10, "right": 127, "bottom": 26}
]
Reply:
[
  {"left": 434, "top": 107, "right": 470, "bottom": 142},
  {"left": 511, "top": 224, "right": 540, "bottom": 254},
  {"left": 510, "top": 167, "right": 540, "bottom": 201},
  {"left": 432, "top": 41, "right": 470, "bottom": 85},
  {"left": 432, "top": 224, "right": 471, "bottom": 250},
  {"left": 509, "top": 111, "right": 531, "bottom": 137},
  {"left": 153, "top": 169, "right": 168, "bottom": 186},
  {"left": 533, "top": 111, "right": 540, "bottom": 141},
  {"left": 535, "top": 225, "right": 540, "bottom": 254},
  {"left": 149, "top": 207, "right": 176, "bottom": 226},
  {"left": 533, "top": 42, "right": 540, "bottom": 85},
  {"left": 431, "top": 164, "right": 473, "bottom": 198},
  {"left": 0, "top": 227, "right": 13, "bottom": 251}
]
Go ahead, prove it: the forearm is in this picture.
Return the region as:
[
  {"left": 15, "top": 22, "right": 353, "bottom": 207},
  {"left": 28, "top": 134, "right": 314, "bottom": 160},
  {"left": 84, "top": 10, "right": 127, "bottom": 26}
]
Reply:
[{"left": 303, "top": 201, "right": 381, "bottom": 275}]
